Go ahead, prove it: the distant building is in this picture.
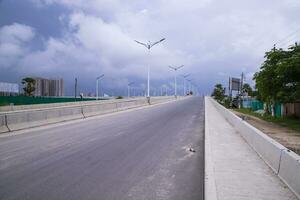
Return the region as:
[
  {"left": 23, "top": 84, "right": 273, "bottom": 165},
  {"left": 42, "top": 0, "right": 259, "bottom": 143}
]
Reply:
[
  {"left": 33, "top": 77, "right": 64, "bottom": 97},
  {"left": 0, "top": 82, "right": 19, "bottom": 96}
]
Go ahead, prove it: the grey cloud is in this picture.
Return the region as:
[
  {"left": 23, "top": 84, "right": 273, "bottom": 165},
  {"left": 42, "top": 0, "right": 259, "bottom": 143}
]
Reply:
[{"left": 1, "top": 0, "right": 300, "bottom": 95}]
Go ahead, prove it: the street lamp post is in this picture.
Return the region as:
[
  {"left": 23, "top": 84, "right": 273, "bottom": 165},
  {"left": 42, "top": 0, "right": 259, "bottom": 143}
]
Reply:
[
  {"left": 187, "top": 79, "right": 193, "bottom": 95},
  {"left": 96, "top": 74, "right": 104, "bottom": 100},
  {"left": 134, "top": 38, "right": 166, "bottom": 99},
  {"left": 182, "top": 74, "right": 190, "bottom": 96},
  {"left": 127, "top": 82, "right": 134, "bottom": 98},
  {"left": 168, "top": 65, "right": 184, "bottom": 97},
  {"left": 165, "top": 86, "right": 168, "bottom": 96}
]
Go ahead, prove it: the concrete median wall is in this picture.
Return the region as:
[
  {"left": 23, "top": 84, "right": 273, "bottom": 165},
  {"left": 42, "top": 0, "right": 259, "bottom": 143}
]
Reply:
[
  {"left": 0, "top": 114, "right": 9, "bottom": 133},
  {"left": 82, "top": 102, "right": 118, "bottom": 117},
  {"left": 0, "top": 96, "right": 179, "bottom": 133},
  {"left": 0, "top": 97, "right": 147, "bottom": 112},
  {"left": 6, "top": 106, "right": 84, "bottom": 131},
  {"left": 207, "top": 97, "right": 300, "bottom": 198},
  {"left": 279, "top": 150, "right": 300, "bottom": 198},
  {"left": 150, "top": 96, "right": 176, "bottom": 104}
]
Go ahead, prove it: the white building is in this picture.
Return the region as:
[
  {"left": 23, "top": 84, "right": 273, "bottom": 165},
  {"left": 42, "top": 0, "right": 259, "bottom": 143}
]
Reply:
[
  {"left": 33, "top": 77, "right": 64, "bottom": 97},
  {"left": 0, "top": 82, "right": 19, "bottom": 96}
]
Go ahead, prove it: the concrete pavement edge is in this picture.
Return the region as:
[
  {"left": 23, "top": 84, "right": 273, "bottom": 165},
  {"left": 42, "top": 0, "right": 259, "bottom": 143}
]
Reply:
[{"left": 204, "top": 96, "right": 218, "bottom": 200}]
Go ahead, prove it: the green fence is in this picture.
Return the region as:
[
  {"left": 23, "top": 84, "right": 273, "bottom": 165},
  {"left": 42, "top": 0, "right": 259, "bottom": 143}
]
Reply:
[
  {"left": 268, "top": 103, "right": 282, "bottom": 117},
  {"left": 0, "top": 96, "right": 98, "bottom": 106},
  {"left": 251, "top": 100, "right": 264, "bottom": 111},
  {"left": 251, "top": 100, "right": 282, "bottom": 117}
]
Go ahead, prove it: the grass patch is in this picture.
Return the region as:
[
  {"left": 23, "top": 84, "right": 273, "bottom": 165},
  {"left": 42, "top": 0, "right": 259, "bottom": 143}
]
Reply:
[{"left": 234, "top": 108, "right": 300, "bottom": 134}]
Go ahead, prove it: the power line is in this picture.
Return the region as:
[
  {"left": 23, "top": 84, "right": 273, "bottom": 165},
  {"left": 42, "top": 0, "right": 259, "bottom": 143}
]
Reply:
[
  {"left": 277, "top": 34, "right": 300, "bottom": 48},
  {"left": 275, "top": 27, "right": 300, "bottom": 47}
]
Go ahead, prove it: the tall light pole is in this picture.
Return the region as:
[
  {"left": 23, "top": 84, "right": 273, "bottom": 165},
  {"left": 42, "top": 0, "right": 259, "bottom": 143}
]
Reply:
[
  {"left": 74, "top": 78, "right": 78, "bottom": 99},
  {"left": 127, "top": 82, "right": 134, "bottom": 98},
  {"left": 165, "top": 85, "right": 168, "bottom": 96},
  {"left": 168, "top": 65, "right": 184, "bottom": 97},
  {"left": 134, "top": 38, "right": 166, "bottom": 98},
  {"left": 96, "top": 74, "right": 104, "bottom": 100},
  {"left": 182, "top": 74, "right": 190, "bottom": 96},
  {"left": 187, "top": 79, "right": 193, "bottom": 95}
]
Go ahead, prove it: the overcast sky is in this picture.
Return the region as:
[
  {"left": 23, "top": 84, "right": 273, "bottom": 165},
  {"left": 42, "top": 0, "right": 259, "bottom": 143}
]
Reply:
[{"left": 0, "top": 0, "right": 300, "bottom": 96}]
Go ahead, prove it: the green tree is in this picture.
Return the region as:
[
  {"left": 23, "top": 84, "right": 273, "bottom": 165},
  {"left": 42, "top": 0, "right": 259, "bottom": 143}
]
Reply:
[
  {"left": 22, "top": 77, "right": 36, "bottom": 96},
  {"left": 253, "top": 47, "right": 289, "bottom": 115},
  {"left": 211, "top": 84, "right": 226, "bottom": 103},
  {"left": 276, "top": 44, "right": 300, "bottom": 102},
  {"left": 253, "top": 43, "right": 300, "bottom": 116},
  {"left": 242, "top": 83, "right": 253, "bottom": 96}
]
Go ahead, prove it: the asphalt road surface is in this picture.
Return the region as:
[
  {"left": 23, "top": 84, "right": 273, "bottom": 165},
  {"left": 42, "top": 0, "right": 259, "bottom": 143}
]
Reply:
[{"left": 0, "top": 97, "right": 204, "bottom": 200}]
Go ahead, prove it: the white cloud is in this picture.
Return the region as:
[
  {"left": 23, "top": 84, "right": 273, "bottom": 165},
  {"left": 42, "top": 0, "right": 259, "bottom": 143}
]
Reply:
[
  {"left": 0, "top": 23, "right": 35, "bottom": 69},
  {"left": 2, "top": 0, "right": 300, "bottom": 94},
  {"left": 17, "top": 12, "right": 188, "bottom": 83},
  {"left": 0, "top": 23, "right": 35, "bottom": 44}
]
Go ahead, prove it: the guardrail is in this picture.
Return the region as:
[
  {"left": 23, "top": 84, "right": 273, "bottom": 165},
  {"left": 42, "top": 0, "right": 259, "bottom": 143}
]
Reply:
[
  {"left": 0, "top": 96, "right": 179, "bottom": 133},
  {"left": 207, "top": 97, "right": 300, "bottom": 199}
]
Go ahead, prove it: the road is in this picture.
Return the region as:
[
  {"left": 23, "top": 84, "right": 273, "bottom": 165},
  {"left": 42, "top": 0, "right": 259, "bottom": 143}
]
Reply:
[{"left": 0, "top": 97, "right": 204, "bottom": 200}]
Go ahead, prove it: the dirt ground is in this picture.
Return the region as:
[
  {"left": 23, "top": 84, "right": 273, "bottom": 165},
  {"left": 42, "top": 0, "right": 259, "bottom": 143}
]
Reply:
[{"left": 232, "top": 111, "right": 300, "bottom": 155}]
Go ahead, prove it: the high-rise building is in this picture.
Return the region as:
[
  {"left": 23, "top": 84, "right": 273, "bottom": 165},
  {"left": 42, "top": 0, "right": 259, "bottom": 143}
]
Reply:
[
  {"left": 49, "top": 79, "right": 64, "bottom": 96},
  {"left": 33, "top": 77, "right": 64, "bottom": 97},
  {"left": 0, "top": 82, "right": 19, "bottom": 96}
]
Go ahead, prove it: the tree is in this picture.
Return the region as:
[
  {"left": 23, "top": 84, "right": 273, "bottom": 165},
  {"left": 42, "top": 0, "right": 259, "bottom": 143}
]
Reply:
[
  {"left": 253, "top": 43, "right": 300, "bottom": 116},
  {"left": 276, "top": 44, "right": 300, "bottom": 103},
  {"left": 22, "top": 77, "right": 36, "bottom": 96},
  {"left": 253, "top": 47, "right": 289, "bottom": 115},
  {"left": 242, "top": 83, "right": 253, "bottom": 96},
  {"left": 211, "top": 84, "right": 226, "bottom": 103}
]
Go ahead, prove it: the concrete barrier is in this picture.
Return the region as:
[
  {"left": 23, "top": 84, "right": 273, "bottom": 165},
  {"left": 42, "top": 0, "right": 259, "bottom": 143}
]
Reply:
[
  {"left": 82, "top": 98, "right": 148, "bottom": 117},
  {"left": 6, "top": 106, "right": 84, "bottom": 131},
  {"left": 0, "top": 100, "right": 87, "bottom": 112},
  {"left": 208, "top": 97, "right": 300, "bottom": 198},
  {"left": 5, "top": 99, "right": 138, "bottom": 131},
  {"left": 150, "top": 96, "right": 176, "bottom": 104},
  {"left": 0, "top": 96, "right": 179, "bottom": 133},
  {"left": 237, "top": 121, "right": 286, "bottom": 173},
  {"left": 0, "top": 97, "right": 147, "bottom": 112},
  {"left": 279, "top": 150, "right": 300, "bottom": 199},
  {"left": 209, "top": 97, "right": 285, "bottom": 173},
  {"left": 116, "top": 100, "right": 136, "bottom": 111},
  {"left": 0, "top": 114, "right": 9, "bottom": 133},
  {"left": 82, "top": 102, "right": 117, "bottom": 117}
]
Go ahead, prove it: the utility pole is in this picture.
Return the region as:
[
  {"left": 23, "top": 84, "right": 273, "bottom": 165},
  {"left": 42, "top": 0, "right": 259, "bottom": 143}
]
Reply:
[
  {"left": 182, "top": 74, "right": 190, "bottom": 96},
  {"left": 74, "top": 78, "right": 77, "bottom": 100},
  {"left": 228, "top": 77, "right": 231, "bottom": 98},
  {"left": 165, "top": 86, "right": 168, "bottom": 96},
  {"left": 187, "top": 79, "right": 192, "bottom": 95},
  {"left": 168, "top": 65, "right": 184, "bottom": 98},
  {"left": 127, "top": 82, "right": 134, "bottom": 98},
  {"left": 241, "top": 72, "right": 244, "bottom": 94},
  {"left": 134, "top": 38, "right": 166, "bottom": 99},
  {"left": 96, "top": 74, "right": 104, "bottom": 100}
]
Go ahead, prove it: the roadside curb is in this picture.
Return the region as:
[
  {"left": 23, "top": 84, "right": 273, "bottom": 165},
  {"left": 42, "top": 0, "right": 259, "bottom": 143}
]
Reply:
[{"left": 204, "top": 97, "right": 218, "bottom": 200}]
